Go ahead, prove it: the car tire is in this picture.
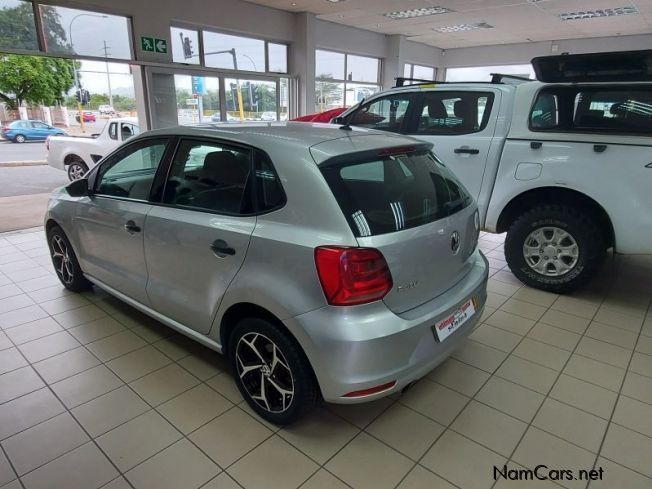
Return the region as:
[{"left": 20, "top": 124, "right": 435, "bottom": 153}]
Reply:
[
  {"left": 67, "top": 160, "right": 89, "bottom": 181},
  {"left": 14, "top": 134, "right": 26, "bottom": 143},
  {"left": 228, "top": 317, "right": 318, "bottom": 425},
  {"left": 504, "top": 205, "right": 606, "bottom": 293},
  {"left": 47, "top": 225, "right": 92, "bottom": 292}
]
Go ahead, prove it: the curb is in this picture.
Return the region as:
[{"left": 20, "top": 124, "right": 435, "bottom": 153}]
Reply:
[{"left": 0, "top": 161, "right": 47, "bottom": 167}]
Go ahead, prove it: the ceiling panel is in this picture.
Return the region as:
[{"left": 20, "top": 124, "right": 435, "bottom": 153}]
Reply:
[{"left": 243, "top": 0, "right": 652, "bottom": 49}]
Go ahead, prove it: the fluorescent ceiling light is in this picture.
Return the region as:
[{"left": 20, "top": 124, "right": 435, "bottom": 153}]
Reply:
[
  {"left": 434, "top": 22, "right": 493, "bottom": 33},
  {"left": 384, "top": 7, "right": 453, "bottom": 20},
  {"left": 560, "top": 6, "right": 638, "bottom": 20},
  {"left": 326, "top": 0, "right": 346, "bottom": 3}
]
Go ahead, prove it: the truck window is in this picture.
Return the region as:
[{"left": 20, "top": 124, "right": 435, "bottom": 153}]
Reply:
[
  {"left": 530, "top": 86, "right": 652, "bottom": 135},
  {"left": 413, "top": 91, "right": 494, "bottom": 135},
  {"left": 108, "top": 122, "right": 118, "bottom": 140},
  {"left": 348, "top": 94, "right": 414, "bottom": 133}
]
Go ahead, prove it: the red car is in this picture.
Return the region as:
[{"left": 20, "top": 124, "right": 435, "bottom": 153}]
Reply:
[
  {"left": 291, "top": 107, "right": 347, "bottom": 123},
  {"left": 75, "top": 111, "right": 96, "bottom": 123}
]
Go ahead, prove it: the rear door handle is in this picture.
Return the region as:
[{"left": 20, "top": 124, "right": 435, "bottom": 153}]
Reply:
[
  {"left": 124, "top": 220, "right": 141, "bottom": 234},
  {"left": 454, "top": 147, "right": 480, "bottom": 155},
  {"left": 594, "top": 144, "right": 607, "bottom": 153},
  {"left": 210, "top": 239, "right": 235, "bottom": 257}
]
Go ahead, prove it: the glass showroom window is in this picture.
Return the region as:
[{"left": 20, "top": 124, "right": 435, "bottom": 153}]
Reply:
[
  {"left": 445, "top": 64, "right": 534, "bottom": 82},
  {"left": 315, "top": 49, "right": 380, "bottom": 113},
  {"left": 0, "top": 0, "right": 38, "bottom": 51},
  {"left": 203, "top": 31, "right": 265, "bottom": 72},
  {"left": 403, "top": 63, "right": 436, "bottom": 83},
  {"left": 171, "top": 26, "right": 200, "bottom": 64},
  {"left": 39, "top": 4, "right": 132, "bottom": 59}
]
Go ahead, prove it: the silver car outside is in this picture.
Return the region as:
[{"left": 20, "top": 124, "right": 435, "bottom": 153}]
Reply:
[{"left": 44, "top": 123, "right": 488, "bottom": 424}]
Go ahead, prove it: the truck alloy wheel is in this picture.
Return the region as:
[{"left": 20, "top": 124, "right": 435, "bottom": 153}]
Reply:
[{"left": 505, "top": 205, "right": 606, "bottom": 293}]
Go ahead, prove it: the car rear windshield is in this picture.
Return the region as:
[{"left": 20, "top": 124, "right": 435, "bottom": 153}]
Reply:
[{"left": 320, "top": 149, "right": 472, "bottom": 237}]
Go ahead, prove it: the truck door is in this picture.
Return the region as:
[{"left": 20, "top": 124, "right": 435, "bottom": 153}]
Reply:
[{"left": 405, "top": 89, "right": 502, "bottom": 200}]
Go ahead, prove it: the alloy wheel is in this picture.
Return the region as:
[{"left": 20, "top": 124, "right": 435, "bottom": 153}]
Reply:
[
  {"left": 523, "top": 226, "right": 579, "bottom": 277},
  {"left": 51, "top": 235, "right": 74, "bottom": 284},
  {"left": 68, "top": 163, "right": 86, "bottom": 181},
  {"left": 235, "top": 332, "right": 295, "bottom": 413}
]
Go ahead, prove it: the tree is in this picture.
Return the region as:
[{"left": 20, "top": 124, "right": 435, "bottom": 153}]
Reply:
[
  {"left": 0, "top": 3, "right": 69, "bottom": 52},
  {"left": 0, "top": 55, "right": 75, "bottom": 109},
  {"left": 315, "top": 74, "right": 343, "bottom": 111}
]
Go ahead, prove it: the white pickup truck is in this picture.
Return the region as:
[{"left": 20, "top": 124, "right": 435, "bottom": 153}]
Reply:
[
  {"left": 336, "top": 50, "right": 652, "bottom": 292},
  {"left": 47, "top": 117, "right": 139, "bottom": 181}
]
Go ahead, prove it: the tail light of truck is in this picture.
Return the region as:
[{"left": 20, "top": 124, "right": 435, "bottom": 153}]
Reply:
[{"left": 314, "top": 246, "right": 393, "bottom": 306}]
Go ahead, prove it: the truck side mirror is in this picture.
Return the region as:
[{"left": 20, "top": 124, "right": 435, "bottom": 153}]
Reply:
[{"left": 66, "top": 178, "right": 90, "bottom": 197}]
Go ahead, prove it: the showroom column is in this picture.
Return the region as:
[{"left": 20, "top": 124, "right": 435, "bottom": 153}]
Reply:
[
  {"left": 383, "top": 35, "right": 405, "bottom": 89},
  {"left": 292, "top": 12, "right": 317, "bottom": 116}
]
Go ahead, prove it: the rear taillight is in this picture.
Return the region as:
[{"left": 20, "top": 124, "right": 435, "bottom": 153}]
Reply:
[
  {"left": 314, "top": 246, "right": 393, "bottom": 306},
  {"left": 1, "top": 127, "right": 9, "bottom": 133}
]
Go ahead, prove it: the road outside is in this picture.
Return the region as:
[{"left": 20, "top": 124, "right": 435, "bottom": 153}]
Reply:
[
  {"left": 0, "top": 166, "right": 69, "bottom": 197},
  {"left": 0, "top": 140, "right": 48, "bottom": 163}
]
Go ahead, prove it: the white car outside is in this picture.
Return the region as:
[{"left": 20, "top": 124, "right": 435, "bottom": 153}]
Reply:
[{"left": 47, "top": 118, "right": 139, "bottom": 181}]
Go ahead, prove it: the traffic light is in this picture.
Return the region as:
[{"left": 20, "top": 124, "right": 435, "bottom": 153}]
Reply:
[
  {"left": 76, "top": 89, "right": 90, "bottom": 105},
  {"left": 180, "top": 32, "right": 194, "bottom": 59}
]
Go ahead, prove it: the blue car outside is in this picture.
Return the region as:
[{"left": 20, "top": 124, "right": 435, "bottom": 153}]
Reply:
[{"left": 1, "top": 120, "right": 67, "bottom": 143}]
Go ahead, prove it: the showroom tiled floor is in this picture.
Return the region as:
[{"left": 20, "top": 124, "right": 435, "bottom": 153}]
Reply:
[{"left": 0, "top": 227, "right": 651, "bottom": 489}]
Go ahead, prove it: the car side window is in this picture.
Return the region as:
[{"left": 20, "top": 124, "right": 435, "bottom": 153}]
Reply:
[
  {"left": 349, "top": 94, "right": 413, "bottom": 133},
  {"left": 163, "top": 139, "right": 252, "bottom": 215},
  {"left": 108, "top": 123, "right": 118, "bottom": 140},
  {"left": 121, "top": 123, "right": 136, "bottom": 141},
  {"left": 530, "top": 93, "right": 559, "bottom": 129},
  {"left": 95, "top": 139, "right": 168, "bottom": 201},
  {"left": 414, "top": 91, "right": 494, "bottom": 135},
  {"left": 32, "top": 122, "right": 48, "bottom": 129},
  {"left": 254, "top": 150, "right": 285, "bottom": 212}
]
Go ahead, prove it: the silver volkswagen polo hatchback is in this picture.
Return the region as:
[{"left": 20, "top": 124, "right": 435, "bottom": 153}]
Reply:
[{"left": 45, "top": 123, "right": 488, "bottom": 424}]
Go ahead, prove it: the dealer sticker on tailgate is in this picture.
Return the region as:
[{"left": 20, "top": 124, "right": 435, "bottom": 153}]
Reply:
[{"left": 433, "top": 297, "right": 477, "bottom": 342}]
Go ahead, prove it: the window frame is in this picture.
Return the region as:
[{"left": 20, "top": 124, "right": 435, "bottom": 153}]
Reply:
[
  {"left": 403, "top": 63, "right": 437, "bottom": 83},
  {"left": 528, "top": 84, "right": 652, "bottom": 136},
  {"left": 407, "top": 90, "right": 496, "bottom": 136},
  {"left": 170, "top": 24, "right": 289, "bottom": 75},
  {"left": 90, "top": 136, "right": 173, "bottom": 203},
  {"left": 156, "top": 136, "right": 286, "bottom": 217},
  {"left": 315, "top": 49, "right": 382, "bottom": 111}
]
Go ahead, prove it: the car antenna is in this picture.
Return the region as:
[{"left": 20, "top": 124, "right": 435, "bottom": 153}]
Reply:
[{"left": 339, "top": 97, "right": 364, "bottom": 132}]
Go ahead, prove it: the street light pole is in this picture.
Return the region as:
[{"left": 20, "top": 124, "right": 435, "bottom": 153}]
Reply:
[
  {"left": 102, "top": 41, "right": 114, "bottom": 107},
  {"left": 68, "top": 13, "right": 108, "bottom": 132}
]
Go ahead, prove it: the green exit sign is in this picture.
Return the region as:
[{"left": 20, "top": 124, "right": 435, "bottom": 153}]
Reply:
[{"left": 141, "top": 36, "right": 167, "bottom": 54}]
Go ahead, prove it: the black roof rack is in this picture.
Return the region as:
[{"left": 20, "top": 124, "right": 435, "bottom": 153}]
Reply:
[
  {"left": 490, "top": 73, "right": 532, "bottom": 83},
  {"left": 394, "top": 74, "right": 532, "bottom": 88}
]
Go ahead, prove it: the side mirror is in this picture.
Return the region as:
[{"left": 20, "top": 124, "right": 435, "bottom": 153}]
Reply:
[
  {"left": 332, "top": 116, "right": 345, "bottom": 125},
  {"left": 66, "top": 178, "right": 90, "bottom": 197}
]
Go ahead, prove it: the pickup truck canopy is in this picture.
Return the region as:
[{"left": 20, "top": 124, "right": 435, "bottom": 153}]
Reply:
[{"left": 532, "top": 50, "right": 652, "bottom": 83}]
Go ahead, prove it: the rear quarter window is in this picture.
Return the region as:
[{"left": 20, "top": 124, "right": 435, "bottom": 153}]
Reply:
[
  {"left": 530, "top": 85, "right": 652, "bottom": 135},
  {"left": 321, "top": 150, "right": 472, "bottom": 237}
]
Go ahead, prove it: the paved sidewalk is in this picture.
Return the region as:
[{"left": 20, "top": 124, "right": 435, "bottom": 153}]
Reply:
[{"left": 0, "top": 193, "right": 49, "bottom": 232}]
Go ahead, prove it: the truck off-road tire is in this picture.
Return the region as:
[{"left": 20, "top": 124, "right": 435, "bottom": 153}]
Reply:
[
  {"left": 228, "top": 317, "right": 318, "bottom": 425},
  {"left": 47, "top": 225, "right": 92, "bottom": 292},
  {"left": 67, "top": 160, "right": 89, "bottom": 181},
  {"left": 14, "top": 134, "right": 26, "bottom": 143},
  {"left": 505, "top": 205, "right": 606, "bottom": 293}
]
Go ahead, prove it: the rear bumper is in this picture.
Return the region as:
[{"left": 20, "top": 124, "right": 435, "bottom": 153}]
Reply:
[{"left": 285, "top": 250, "right": 489, "bottom": 403}]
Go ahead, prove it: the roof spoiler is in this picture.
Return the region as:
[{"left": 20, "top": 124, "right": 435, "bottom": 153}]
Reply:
[{"left": 532, "top": 50, "right": 652, "bottom": 83}]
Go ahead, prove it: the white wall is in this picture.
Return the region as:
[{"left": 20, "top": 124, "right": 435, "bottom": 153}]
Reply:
[{"left": 441, "top": 34, "right": 652, "bottom": 69}]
